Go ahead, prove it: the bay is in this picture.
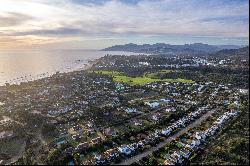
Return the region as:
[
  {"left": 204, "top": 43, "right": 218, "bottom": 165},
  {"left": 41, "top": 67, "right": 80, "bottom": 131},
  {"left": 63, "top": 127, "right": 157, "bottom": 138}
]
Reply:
[{"left": 0, "top": 49, "right": 136, "bottom": 86}]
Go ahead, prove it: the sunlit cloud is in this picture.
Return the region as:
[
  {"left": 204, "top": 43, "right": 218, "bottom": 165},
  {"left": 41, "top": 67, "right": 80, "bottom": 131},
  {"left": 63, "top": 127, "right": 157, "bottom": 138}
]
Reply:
[
  {"left": 0, "top": 36, "right": 64, "bottom": 49},
  {"left": 0, "top": 12, "right": 34, "bottom": 27},
  {"left": 0, "top": 0, "right": 248, "bottom": 49}
]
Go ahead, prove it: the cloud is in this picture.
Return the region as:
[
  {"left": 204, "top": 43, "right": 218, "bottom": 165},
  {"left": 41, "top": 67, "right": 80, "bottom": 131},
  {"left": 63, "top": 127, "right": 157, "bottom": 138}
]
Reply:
[
  {"left": 14, "top": 28, "right": 85, "bottom": 36},
  {"left": 0, "top": 12, "right": 33, "bottom": 27},
  {"left": 0, "top": 35, "right": 62, "bottom": 49},
  {"left": 0, "top": 0, "right": 248, "bottom": 48},
  {"left": 199, "top": 15, "right": 248, "bottom": 24}
]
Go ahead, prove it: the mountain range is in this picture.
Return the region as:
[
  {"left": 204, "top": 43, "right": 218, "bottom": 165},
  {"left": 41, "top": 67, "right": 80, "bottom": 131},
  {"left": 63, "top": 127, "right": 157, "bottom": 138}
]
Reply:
[{"left": 102, "top": 43, "right": 244, "bottom": 55}]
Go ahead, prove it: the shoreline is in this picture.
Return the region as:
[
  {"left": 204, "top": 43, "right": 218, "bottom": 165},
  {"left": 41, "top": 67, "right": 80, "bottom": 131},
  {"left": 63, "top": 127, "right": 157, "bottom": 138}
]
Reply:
[
  {"left": 74, "top": 59, "right": 96, "bottom": 72},
  {"left": 0, "top": 51, "right": 141, "bottom": 88},
  {"left": 0, "top": 59, "right": 97, "bottom": 88}
]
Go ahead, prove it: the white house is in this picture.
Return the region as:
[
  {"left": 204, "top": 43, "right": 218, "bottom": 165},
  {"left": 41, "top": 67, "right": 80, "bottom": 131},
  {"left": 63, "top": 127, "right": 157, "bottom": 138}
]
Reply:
[
  {"left": 125, "top": 108, "right": 137, "bottom": 113},
  {"left": 165, "top": 107, "right": 176, "bottom": 112},
  {"left": 146, "top": 102, "right": 160, "bottom": 109},
  {"left": 118, "top": 145, "right": 132, "bottom": 155},
  {"left": 161, "top": 128, "right": 172, "bottom": 136},
  {"left": 160, "top": 98, "right": 171, "bottom": 103}
]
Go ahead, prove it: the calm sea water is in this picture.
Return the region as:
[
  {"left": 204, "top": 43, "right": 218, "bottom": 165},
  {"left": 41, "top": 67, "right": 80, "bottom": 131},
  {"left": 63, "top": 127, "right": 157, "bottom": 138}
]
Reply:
[{"left": 0, "top": 49, "right": 136, "bottom": 86}]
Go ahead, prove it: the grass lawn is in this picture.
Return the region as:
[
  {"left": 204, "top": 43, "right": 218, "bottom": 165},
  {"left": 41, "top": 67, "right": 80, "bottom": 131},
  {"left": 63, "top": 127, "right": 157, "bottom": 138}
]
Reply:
[
  {"left": 93, "top": 70, "right": 194, "bottom": 85},
  {"left": 145, "top": 70, "right": 173, "bottom": 78}
]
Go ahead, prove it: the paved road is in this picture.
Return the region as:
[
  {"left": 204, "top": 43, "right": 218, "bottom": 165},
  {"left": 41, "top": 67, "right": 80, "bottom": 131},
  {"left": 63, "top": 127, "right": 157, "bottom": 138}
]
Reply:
[{"left": 116, "top": 109, "right": 216, "bottom": 165}]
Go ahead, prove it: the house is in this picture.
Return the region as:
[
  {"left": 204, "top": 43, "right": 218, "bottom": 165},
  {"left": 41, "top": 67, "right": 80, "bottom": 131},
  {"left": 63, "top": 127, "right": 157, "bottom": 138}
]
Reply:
[
  {"left": 104, "top": 149, "right": 119, "bottom": 161},
  {"left": 190, "top": 139, "right": 201, "bottom": 148},
  {"left": 160, "top": 98, "right": 172, "bottom": 103},
  {"left": 224, "top": 100, "right": 229, "bottom": 106},
  {"left": 125, "top": 108, "right": 137, "bottom": 113},
  {"left": 72, "top": 134, "right": 81, "bottom": 141},
  {"left": 151, "top": 113, "right": 162, "bottom": 121},
  {"left": 238, "top": 89, "right": 249, "bottom": 95},
  {"left": 194, "top": 132, "right": 202, "bottom": 140},
  {"left": 87, "top": 121, "right": 94, "bottom": 128},
  {"left": 131, "top": 119, "right": 142, "bottom": 126},
  {"left": 161, "top": 128, "right": 172, "bottom": 136},
  {"left": 163, "top": 159, "right": 174, "bottom": 165},
  {"left": 179, "top": 149, "right": 192, "bottom": 159},
  {"left": 165, "top": 107, "right": 176, "bottom": 112},
  {"left": 137, "top": 140, "right": 144, "bottom": 148},
  {"left": 128, "top": 144, "right": 136, "bottom": 152},
  {"left": 234, "top": 100, "right": 240, "bottom": 108},
  {"left": 72, "top": 125, "right": 82, "bottom": 131},
  {"left": 142, "top": 138, "right": 149, "bottom": 145},
  {"left": 116, "top": 83, "right": 125, "bottom": 91},
  {"left": 129, "top": 143, "right": 139, "bottom": 151},
  {"left": 94, "top": 154, "right": 106, "bottom": 164},
  {"left": 172, "top": 92, "right": 180, "bottom": 96},
  {"left": 171, "top": 151, "right": 184, "bottom": 164},
  {"left": 118, "top": 145, "right": 132, "bottom": 155},
  {"left": 198, "top": 85, "right": 204, "bottom": 92},
  {"left": 139, "top": 62, "right": 150, "bottom": 66},
  {"left": 76, "top": 142, "right": 89, "bottom": 151},
  {"left": 104, "top": 127, "right": 117, "bottom": 137},
  {"left": 146, "top": 102, "right": 160, "bottom": 109},
  {"left": 56, "top": 140, "right": 66, "bottom": 146},
  {"left": 195, "top": 132, "right": 206, "bottom": 140},
  {"left": 87, "top": 128, "right": 94, "bottom": 135},
  {"left": 91, "top": 137, "right": 102, "bottom": 145}
]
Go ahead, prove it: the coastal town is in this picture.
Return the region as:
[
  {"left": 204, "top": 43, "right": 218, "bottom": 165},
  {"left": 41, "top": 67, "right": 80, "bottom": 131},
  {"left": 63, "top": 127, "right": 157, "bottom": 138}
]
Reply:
[
  {"left": 0, "top": 49, "right": 249, "bottom": 165},
  {"left": 0, "top": 0, "right": 249, "bottom": 165}
]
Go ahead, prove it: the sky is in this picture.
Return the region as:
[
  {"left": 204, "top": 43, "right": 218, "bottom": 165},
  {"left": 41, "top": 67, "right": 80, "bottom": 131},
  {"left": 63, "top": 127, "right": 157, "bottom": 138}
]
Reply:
[{"left": 0, "top": 0, "right": 249, "bottom": 49}]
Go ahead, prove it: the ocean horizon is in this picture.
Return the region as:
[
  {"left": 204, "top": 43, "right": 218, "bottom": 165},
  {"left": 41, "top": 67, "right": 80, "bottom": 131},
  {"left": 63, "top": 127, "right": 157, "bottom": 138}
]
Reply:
[{"left": 0, "top": 49, "right": 138, "bottom": 86}]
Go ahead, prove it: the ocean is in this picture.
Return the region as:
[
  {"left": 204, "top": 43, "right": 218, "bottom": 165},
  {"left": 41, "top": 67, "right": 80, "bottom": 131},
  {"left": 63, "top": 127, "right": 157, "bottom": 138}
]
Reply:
[{"left": 0, "top": 49, "right": 136, "bottom": 86}]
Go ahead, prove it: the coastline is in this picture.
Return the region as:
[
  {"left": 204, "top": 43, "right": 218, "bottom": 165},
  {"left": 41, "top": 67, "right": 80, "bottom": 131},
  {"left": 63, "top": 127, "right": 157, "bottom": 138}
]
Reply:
[
  {"left": 0, "top": 50, "right": 140, "bottom": 87},
  {"left": 74, "top": 60, "right": 96, "bottom": 72},
  {"left": 0, "top": 59, "right": 96, "bottom": 88}
]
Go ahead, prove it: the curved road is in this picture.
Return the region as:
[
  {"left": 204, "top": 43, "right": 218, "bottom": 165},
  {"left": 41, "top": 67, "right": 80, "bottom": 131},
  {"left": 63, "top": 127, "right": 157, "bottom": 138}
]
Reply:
[{"left": 116, "top": 109, "right": 216, "bottom": 165}]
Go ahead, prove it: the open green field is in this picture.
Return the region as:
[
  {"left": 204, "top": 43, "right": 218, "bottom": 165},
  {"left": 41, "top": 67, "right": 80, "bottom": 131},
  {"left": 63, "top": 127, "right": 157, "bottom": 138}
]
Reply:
[
  {"left": 144, "top": 70, "right": 173, "bottom": 78},
  {"left": 93, "top": 70, "right": 194, "bottom": 85}
]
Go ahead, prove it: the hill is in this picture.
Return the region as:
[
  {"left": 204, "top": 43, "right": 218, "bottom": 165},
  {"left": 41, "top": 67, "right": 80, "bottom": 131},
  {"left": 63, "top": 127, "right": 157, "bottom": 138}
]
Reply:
[
  {"left": 210, "top": 46, "right": 249, "bottom": 59},
  {"left": 102, "top": 43, "right": 243, "bottom": 54}
]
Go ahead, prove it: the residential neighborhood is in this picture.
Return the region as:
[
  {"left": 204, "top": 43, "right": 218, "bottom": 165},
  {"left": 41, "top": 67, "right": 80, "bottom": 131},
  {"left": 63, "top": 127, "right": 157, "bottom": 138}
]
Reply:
[
  {"left": 0, "top": 52, "right": 248, "bottom": 165},
  {"left": 0, "top": 0, "right": 249, "bottom": 165}
]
